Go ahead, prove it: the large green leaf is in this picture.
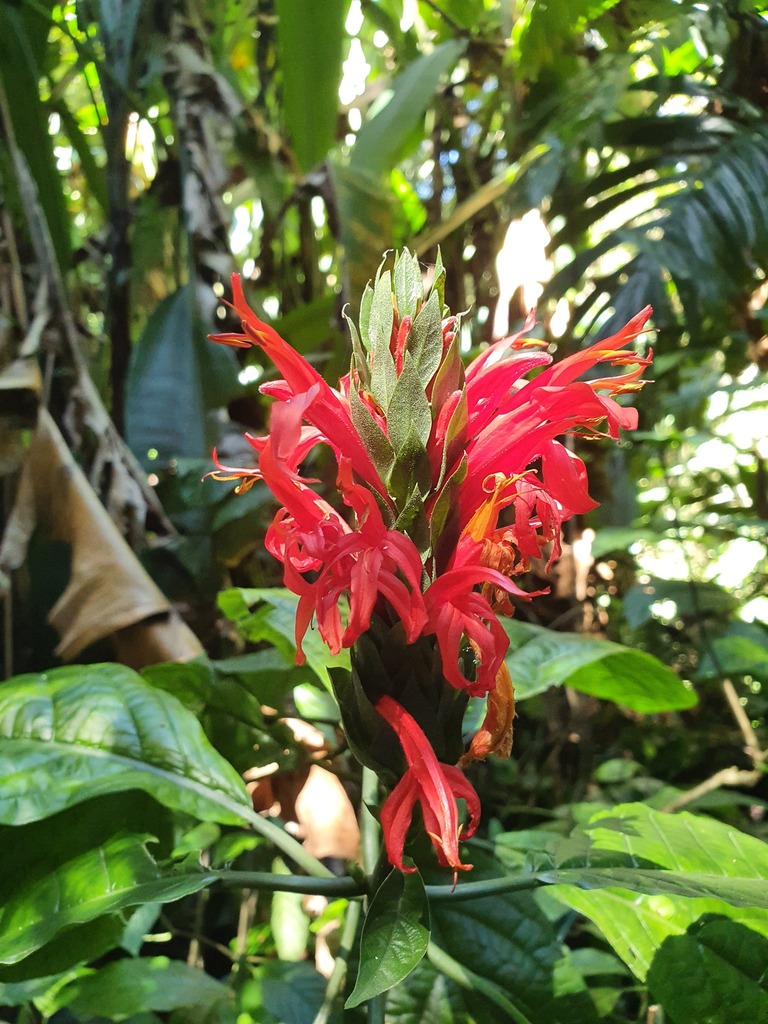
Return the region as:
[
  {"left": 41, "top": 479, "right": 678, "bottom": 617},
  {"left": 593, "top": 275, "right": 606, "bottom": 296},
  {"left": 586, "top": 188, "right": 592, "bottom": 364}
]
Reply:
[
  {"left": 126, "top": 285, "right": 238, "bottom": 466},
  {"left": 49, "top": 957, "right": 233, "bottom": 1021},
  {"left": 275, "top": 0, "right": 347, "bottom": 173},
  {"left": 429, "top": 856, "right": 598, "bottom": 1024},
  {"left": 549, "top": 803, "right": 768, "bottom": 983},
  {"left": 0, "top": 663, "right": 253, "bottom": 826},
  {"left": 646, "top": 916, "right": 768, "bottom": 1024},
  {"left": 346, "top": 871, "right": 430, "bottom": 1008},
  {"left": 0, "top": 796, "right": 213, "bottom": 965},
  {"left": 503, "top": 619, "right": 696, "bottom": 711}
]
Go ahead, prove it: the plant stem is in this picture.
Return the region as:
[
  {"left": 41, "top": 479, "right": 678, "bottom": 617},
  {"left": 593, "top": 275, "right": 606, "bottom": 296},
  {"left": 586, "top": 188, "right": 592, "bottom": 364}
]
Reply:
[
  {"left": 360, "top": 766, "right": 381, "bottom": 876},
  {"left": 312, "top": 899, "right": 362, "bottom": 1024},
  {"left": 240, "top": 809, "right": 336, "bottom": 878},
  {"left": 427, "top": 942, "right": 534, "bottom": 1024},
  {"left": 366, "top": 993, "right": 386, "bottom": 1024},
  {"left": 425, "top": 872, "right": 544, "bottom": 902},
  {"left": 215, "top": 870, "right": 364, "bottom": 897}
]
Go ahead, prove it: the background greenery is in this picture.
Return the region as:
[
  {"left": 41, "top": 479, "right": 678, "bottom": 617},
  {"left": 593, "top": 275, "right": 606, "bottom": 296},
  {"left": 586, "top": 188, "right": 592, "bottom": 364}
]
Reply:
[{"left": 0, "top": 1, "right": 767, "bottom": 1022}]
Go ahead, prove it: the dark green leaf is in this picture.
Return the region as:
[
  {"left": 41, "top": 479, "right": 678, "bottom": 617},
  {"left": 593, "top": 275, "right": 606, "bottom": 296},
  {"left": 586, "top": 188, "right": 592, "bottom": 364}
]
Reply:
[
  {"left": 346, "top": 870, "right": 430, "bottom": 1008},
  {"left": 0, "top": 5, "right": 71, "bottom": 271},
  {"left": 503, "top": 620, "right": 697, "bottom": 712},
  {"left": 429, "top": 857, "right": 598, "bottom": 1024},
  {"left": 647, "top": 916, "right": 768, "bottom": 1024},
  {"left": 126, "top": 285, "right": 239, "bottom": 466},
  {"left": 250, "top": 960, "right": 336, "bottom": 1024},
  {"left": 0, "top": 663, "right": 252, "bottom": 826},
  {"left": 50, "top": 957, "right": 233, "bottom": 1021}
]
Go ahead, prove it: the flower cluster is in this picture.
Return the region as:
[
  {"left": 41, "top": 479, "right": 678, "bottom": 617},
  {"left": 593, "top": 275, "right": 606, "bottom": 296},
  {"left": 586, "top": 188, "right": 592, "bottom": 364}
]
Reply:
[{"left": 209, "top": 250, "right": 651, "bottom": 878}]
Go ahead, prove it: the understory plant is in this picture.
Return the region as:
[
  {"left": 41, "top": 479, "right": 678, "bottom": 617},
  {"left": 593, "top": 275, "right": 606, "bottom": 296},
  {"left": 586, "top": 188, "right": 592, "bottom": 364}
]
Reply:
[{"left": 1, "top": 252, "right": 767, "bottom": 1024}]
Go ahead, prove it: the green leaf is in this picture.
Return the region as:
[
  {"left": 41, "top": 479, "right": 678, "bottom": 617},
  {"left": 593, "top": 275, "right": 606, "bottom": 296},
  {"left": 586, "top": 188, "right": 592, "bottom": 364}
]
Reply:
[
  {"left": 218, "top": 587, "right": 350, "bottom": 688},
  {"left": 647, "top": 916, "right": 768, "bottom": 1024},
  {"left": 393, "top": 248, "right": 423, "bottom": 318},
  {"left": 351, "top": 40, "right": 467, "bottom": 175},
  {"left": 275, "top": 0, "right": 346, "bottom": 172},
  {"left": 126, "top": 285, "right": 238, "bottom": 466},
  {"left": 429, "top": 859, "right": 598, "bottom": 1024},
  {"left": 0, "top": 5, "right": 71, "bottom": 272},
  {"left": 50, "top": 957, "right": 233, "bottom": 1021},
  {"left": 543, "top": 868, "right": 768, "bottom": 909},
  {"left": 0, "top": 799, "right": 213, "bottom": 965},
  {"left": 623, "top": 577, "right": 739, "bottom": 628},
  {"left": 349, "top": 380, "right": 396, "bottom": 480},
  {"left": 0, "top": 663, "right": 253, "bottom": 826},
  {"left": 0, "top": 916, "right": 126, "bottom": 983},
  {"left": 385, "top": 958, "right": 474, "bottom": 1022},
  {"left": 369, "top": 270, "right": 398, "bottom": 411},
  {"left": 695, "top": 629, "right": 768, "bottom": 681},
  {"left": 346, "top": 870, "right": 430, "bottom": 1008},
  {"left": 271, "top": 860, "right": 311, "bottom": 961},
  {"left": 549, "top": 803, "right": 768, "bottom": 980},
  {"left": 503, "top": 619, "right": 697, "bottom": 712},
  {"left": 409, "top": 291, "right": 444, "bottom": 390},
  {"left": 241, "top": 960, "right": 335, "bottom": 1024},
  {"left": 388, "top": 352, "right": 433, "bottom": 454}
]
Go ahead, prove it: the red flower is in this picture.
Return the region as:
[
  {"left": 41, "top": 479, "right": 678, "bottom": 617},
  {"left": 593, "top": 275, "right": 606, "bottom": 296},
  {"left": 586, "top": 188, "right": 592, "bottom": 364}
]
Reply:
[{"left": 376, "top": 695, "right": 480, "bottom": 881}]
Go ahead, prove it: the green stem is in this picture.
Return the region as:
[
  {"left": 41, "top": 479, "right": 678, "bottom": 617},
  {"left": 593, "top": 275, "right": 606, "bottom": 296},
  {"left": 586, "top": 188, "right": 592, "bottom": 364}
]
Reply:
[
  {"left": 427, "top": 942, "right": 534, "bottom": 1024},
  {"left": 360, "top": 766, "right": 381, "bottom": 876},
  {"left": 312, "top": 899, "right": 362, "bottom": 1024},
  {"left": 240, "top": 809, "right": 335, "bottom": 878},
  {"left": 366, "top": 993, "right": 386, "bottom": 1024},
  {"left": 425, "top": 872, "right": 544, "bottom": 902},
  {"left": 215, "top": 870, "right": 364, "bottom": 897}
]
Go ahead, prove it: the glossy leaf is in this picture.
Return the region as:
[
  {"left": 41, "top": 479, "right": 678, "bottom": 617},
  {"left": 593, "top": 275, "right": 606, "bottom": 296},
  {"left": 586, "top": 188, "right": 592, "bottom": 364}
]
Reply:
[
  {"left": 0, "top": 663, "right": 253, "bottom": 826},
  {"left": 503, "top": 619, "right": 697, "bottom": 711},
  {"left": 346, "top": 870, "right": 430, "bottom": 1008},
  {"left": 0, "top": 825, "right": 213, "bottom": 964}
]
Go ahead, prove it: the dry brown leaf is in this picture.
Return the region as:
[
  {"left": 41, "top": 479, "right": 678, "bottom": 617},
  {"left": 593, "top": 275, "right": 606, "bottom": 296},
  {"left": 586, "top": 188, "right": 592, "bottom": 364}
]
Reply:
[{"left": 0, "top": 408, "right": 202, "bottom": 663}]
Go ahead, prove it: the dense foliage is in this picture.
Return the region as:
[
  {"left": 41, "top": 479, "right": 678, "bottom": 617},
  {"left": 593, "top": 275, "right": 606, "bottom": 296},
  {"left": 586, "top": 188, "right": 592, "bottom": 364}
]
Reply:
[{"left": 0, "top": 1, "right": 767, "bottom": 1022}]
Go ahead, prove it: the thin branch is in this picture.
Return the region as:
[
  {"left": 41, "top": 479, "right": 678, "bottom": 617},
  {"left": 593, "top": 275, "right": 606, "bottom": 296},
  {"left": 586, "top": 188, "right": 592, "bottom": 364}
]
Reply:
[
  {"left": 312, "top": 899, "right": 362, "bottom": 1024},
  {"left": 215, "top": 870, "right": 364, "bottom": 897},
  {"left": 722, "top": 677, "right": 766, "bottom": 764},
  {"left": 661, "top": 766, "right": 762, "bottom": 813}
]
